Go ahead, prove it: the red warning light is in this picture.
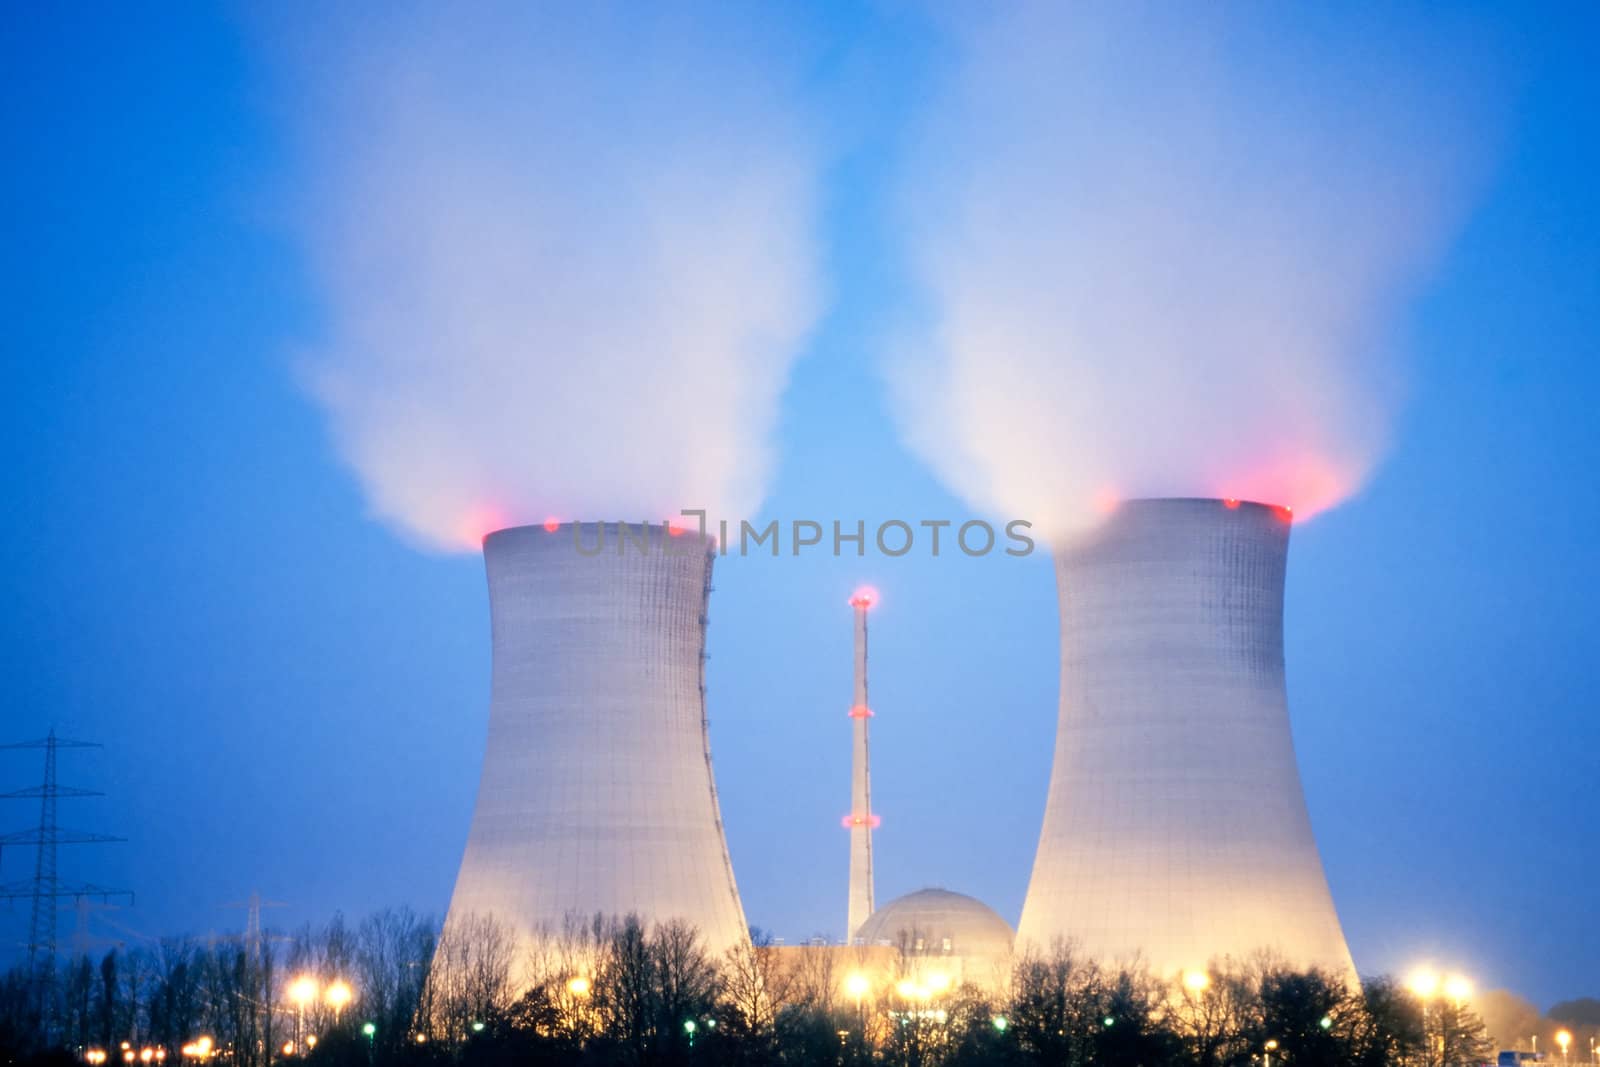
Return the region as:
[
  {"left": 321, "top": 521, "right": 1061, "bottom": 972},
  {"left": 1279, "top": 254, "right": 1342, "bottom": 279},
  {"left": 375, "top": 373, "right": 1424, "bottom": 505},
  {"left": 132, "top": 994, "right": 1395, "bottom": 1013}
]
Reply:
[
  {"left": 840, "top": 813, "right": 882, "bottom": 830},
  {"left": 667, "top": 522, "right": 686, "bottom": 537},
  {"left": 848, "top": 705, "right": 874, "bottom": 719},
  {"left": 1223, "top": 498, "right": 1241, "bottom": 510},
  {"left": 1275, "top": 505, "right": 1294, "bottom": 523},
  {"left": 849, "top": 586, "right": 878, "bottom": 610},
  {"left": 542, "top": 517, "right": 562, "bottom": 533}
]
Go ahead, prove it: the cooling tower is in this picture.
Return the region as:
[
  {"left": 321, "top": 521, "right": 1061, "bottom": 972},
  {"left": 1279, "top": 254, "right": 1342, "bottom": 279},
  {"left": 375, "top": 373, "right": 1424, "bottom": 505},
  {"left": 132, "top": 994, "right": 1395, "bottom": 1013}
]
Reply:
[
  {"left": 442, "top": 522, "right": 748, "bottom": 959},
  {"left": 1017, "top": 498, "right": 1354, "bottom": 980}
]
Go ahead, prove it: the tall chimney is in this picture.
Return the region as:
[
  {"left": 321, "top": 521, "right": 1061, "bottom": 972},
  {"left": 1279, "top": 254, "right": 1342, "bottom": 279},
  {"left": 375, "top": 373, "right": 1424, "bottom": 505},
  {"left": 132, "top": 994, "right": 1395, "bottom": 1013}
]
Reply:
[
  {"left": 442, "top": 522, "right": 747, "bottom": 964},
  {"left": 1018, "top": 499, "right": 1354, "bottom": 979},
  {"left": 845, "top": 586, "right": 878, "bottom": 942}
]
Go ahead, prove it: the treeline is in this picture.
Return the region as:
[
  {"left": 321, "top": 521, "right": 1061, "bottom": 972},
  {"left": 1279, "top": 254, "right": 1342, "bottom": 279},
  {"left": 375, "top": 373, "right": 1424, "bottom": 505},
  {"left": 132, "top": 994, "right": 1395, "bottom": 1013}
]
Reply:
[{"left": 2, "top": 908, "right": 1496, "bottom": 1067}]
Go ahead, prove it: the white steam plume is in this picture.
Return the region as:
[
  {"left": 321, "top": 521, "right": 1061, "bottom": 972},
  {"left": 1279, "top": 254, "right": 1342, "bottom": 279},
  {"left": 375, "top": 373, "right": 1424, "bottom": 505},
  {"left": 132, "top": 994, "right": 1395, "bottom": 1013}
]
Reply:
[
  {"left": 275, "top": 6, "right": 821, "bottom": 551},
  {"left": 889, "top": 4, "right": 1498, "bottom": 538}
]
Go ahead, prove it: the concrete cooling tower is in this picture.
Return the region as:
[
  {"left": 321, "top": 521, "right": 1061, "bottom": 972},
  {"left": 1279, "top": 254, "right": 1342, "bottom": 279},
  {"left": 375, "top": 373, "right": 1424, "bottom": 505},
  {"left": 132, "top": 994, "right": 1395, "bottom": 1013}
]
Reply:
[
  {"left": 1017, "top": 498, "right": 1354, "bottom": 980},
  {"left": 442, "top": 522, "right": 748, "bottom": 959}
]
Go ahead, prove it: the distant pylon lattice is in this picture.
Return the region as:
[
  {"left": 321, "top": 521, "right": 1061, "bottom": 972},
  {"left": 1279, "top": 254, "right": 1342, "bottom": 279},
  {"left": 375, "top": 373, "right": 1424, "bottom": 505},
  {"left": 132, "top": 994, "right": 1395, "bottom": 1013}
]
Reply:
[{"left": 1, "top": 730, "right": 132, "bottom": 1023}]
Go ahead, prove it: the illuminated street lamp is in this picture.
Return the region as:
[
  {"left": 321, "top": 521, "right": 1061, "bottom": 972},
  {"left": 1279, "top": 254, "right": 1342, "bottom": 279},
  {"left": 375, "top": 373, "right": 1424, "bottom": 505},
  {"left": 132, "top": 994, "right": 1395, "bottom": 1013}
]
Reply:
[
  {"left": 325, "top": 980, "right": 353, "bottom": 1022},
  {"left": 1444, "top": 975, "right": 1474, "bottom": 1004},
  {"left": 1557, "top": 1030, "right": 1573, "bottom": 1065},
  {"left": 566, "top": 976, "right": 591, "bottom": 998},
  {"left": 1183, "top": 970, "right": 1211, "bottom": 994},
  {"left": 1407, "top": 969, "right": 1441, "bottom": 1000},
  {"left": 288, "top": 976, "right": 318, "bottom": 1054},
  {"left": 1264, "top": 1039, "right": 1280, "bottom": 1067}
]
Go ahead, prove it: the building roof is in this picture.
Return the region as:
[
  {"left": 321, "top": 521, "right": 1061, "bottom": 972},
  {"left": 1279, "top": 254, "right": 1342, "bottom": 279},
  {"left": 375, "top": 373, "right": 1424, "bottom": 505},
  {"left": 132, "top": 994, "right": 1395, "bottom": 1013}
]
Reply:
[{"left": 857, "top": 888, "right": 1015, "bottom": 957}]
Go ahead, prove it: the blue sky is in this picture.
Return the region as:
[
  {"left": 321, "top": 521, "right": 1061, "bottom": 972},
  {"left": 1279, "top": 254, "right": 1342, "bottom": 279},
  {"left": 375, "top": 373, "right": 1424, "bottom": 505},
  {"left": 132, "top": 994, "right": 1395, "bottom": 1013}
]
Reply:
[{"left": 3, "top": 2, "right": 1596, "bottom": 1009}]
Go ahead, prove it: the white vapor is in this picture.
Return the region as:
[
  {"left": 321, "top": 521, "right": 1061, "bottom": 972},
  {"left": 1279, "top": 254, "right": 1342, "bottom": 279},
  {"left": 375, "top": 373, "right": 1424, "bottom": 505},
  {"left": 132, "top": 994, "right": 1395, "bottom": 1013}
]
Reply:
[
  {"left": 275, "top": 6, "right": 821, "bottom": 551},
  {"left": 889, "top": 4, "right": 1499, "bottom": 539}
]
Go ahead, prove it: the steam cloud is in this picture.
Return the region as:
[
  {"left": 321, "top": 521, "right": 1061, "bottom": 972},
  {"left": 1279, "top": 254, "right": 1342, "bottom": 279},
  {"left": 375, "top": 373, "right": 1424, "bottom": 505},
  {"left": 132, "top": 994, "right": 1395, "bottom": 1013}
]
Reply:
[
  {"left": 889, "top": 5, "right": 1497, "bottom": 538},
  {"left": 280, "top": 6, "right": 820, "bottom": 551}
]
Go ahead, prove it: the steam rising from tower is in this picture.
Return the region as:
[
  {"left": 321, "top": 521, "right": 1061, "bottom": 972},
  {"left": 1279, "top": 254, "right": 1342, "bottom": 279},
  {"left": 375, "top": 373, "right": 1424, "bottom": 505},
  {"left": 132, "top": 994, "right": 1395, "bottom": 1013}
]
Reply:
[
  {"left": 887, "top": 4, "right": 1497, "bottom": 538},
  {"left": 1018, "top": 499, "right": 1353, "bottom": 978},
  {"left": 275, "top": 7, "right": 821, "bottom": 551},
  {"left": 844, "top": 586, "right": 878, "bottom": 942},
  {"left": 443, "top": 523, "right": 747, "bottom": 957}
]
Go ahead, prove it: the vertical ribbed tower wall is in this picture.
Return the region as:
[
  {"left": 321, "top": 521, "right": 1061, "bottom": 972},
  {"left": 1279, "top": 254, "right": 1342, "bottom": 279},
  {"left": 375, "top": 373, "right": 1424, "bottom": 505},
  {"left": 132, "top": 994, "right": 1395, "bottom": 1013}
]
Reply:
[
  {"left": 443, "top": 522, "right": 748, "bottom": 961},
  {"left": 1017, "top": 498, "right": 1353, "bottom": 979}
]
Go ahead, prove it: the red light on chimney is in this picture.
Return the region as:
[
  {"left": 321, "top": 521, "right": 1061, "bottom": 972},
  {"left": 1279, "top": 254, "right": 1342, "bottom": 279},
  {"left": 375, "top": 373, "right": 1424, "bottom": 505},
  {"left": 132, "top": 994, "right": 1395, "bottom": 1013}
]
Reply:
[
  {"left": 840, "top": 813, "right": 882, "bottom": 830},
  {"left": 1275, "top": 505, "right": 1294, "bottom": 523},
  {"left": 849, "top": 585, "right": 878, "bottom": 610},
  {"left": 848, "top": 705, "right": 874, "bottom": 719},
  {"left": 1223, "top": 499, "right": 1241, "bottom": 510},
  {"left": 542, "top": 517, "right": 561, "bottom": 533},
  {"left": 667, "top": 522, "right": 686, "bottom": 537}
]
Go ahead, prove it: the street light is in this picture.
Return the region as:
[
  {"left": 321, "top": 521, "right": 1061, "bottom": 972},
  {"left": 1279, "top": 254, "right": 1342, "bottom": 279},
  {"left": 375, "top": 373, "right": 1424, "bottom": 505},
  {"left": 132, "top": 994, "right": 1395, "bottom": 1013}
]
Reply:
[
  {"left": 567, "top": 976, "right": 591, "bottom": 998},
  {"left": 325, "top": 980, "right": 353, "bottom": 1021},
  {"left": 1183, "top": 970, "right": 1210, "bottom": 993},
  {"left": 1444, "top": 975, "right": 1474, "bottom": 1004},
  {"left": 1407, "top": 969, "right": 1441, "bottom": 1000},
  {"left": 1265, "top": 1039, "right": 1280, "bottom": 1067},
  {"left": 288, "top": 977, "right": 318, "bottom": 1055},
  {"left": 1557, "top": 1030, "right": 1573, "bottom": 1064}
]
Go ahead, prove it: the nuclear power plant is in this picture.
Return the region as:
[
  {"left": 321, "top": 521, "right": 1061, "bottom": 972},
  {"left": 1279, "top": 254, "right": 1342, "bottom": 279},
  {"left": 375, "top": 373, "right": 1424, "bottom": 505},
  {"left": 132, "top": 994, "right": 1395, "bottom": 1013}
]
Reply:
[
  {"left": 1018, "top": 498, "right": 1354, "bottom": 978},
  {"left": 441, "top": 522, "right": 747, "bottom": 958},
  {"left": 441, "top": 501, "right": 1351, "bottom": 987}
]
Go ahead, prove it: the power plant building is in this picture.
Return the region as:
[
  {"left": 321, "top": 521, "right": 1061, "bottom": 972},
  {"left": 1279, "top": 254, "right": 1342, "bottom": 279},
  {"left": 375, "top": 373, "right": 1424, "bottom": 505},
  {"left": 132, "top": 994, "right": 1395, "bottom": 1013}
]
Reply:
[
  {"left": 1018, "top": 498, "right": 1355, "bottom": 980},
  {"left": 441, "top": 522, "right": 748, "bottom": 961}
]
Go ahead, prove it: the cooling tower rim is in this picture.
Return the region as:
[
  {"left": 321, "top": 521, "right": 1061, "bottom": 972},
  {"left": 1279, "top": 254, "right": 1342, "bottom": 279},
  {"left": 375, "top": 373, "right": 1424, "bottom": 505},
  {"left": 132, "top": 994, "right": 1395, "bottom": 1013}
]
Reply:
[
  {"left": 1112, "top": 497, "right": 1295, "bottom": 522},
  {"left": 483, "top": 519, "right": 714, "bottom": 546}
]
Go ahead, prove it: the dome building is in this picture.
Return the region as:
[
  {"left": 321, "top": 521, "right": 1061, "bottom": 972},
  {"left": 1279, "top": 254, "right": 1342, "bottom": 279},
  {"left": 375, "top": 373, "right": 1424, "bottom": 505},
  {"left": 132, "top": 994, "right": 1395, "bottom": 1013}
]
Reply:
[{"left": 857, "top": 888, "right": 1015, "bottom": 992}]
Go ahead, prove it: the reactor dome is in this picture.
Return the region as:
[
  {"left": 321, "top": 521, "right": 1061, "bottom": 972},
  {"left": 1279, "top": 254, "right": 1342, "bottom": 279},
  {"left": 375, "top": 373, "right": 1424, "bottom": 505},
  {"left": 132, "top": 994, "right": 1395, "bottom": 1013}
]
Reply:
[{"left": 857, "top": 888, "right": 1015, "bottom": 959}]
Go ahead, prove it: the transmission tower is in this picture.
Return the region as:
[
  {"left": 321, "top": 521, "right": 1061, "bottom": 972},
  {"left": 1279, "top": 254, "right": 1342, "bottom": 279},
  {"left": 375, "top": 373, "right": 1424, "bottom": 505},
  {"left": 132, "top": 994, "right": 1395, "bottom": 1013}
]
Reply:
[
  {"left": 221, "top": 889, "right": 288, "bottom": 960},
  {"left": 1, "top": 730, "right": 133, "bottom": 1016}
]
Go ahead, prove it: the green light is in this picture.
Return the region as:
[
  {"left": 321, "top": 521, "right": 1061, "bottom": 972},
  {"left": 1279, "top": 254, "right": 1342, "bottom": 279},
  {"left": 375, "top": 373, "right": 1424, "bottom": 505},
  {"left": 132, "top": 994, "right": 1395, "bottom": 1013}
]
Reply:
[
  {"left": 1320, "top": 1016, "right": 1333, "bottom": 1030},
  {"left": 683, "top": 1021, "right": 696, "bottom": 1035},
  {"left": 471, "top": 1022, "right": 484, "bottom": 1033},
  {"left": 992, "top": 1016, "right": 1008, "bottom": 1032},
  {"left": 361, "top": 1024, "right": 375, "bottom": 1038},
  {"left": 1103, "top": 1017, "right": 1115, "bottom": 1027}
]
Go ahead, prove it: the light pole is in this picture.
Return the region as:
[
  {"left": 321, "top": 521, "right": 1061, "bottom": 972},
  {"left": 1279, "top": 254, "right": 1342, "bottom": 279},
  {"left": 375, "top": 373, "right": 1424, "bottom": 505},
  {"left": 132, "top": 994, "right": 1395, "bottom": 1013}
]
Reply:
[
  {"left": 1265, "top": 1039, "right": 1279, "bottom": 1067},
  {"left": 1557, "top": 1030, "right": 1572, "bottom": 1065},
  {"left": 288, "top": 977, "right": 317, "bottom": 1056},
  {"left": 845, "top": 973, "right": 869, "bottom": 1043}
]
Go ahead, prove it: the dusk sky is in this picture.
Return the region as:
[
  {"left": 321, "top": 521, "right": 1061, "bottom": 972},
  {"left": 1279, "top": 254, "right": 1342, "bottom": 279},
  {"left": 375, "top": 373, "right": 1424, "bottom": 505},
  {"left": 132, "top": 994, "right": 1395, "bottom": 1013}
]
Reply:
[{"left": 4, "top": 1, "right": 1597, "bottom": 1014}]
